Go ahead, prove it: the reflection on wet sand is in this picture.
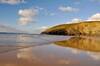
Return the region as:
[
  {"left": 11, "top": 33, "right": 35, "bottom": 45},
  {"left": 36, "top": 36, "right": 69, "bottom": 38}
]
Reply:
[
  {"left": 0, "top": 34, "right": 56, "bottom": 54},
  {"left": 0, "top": 34, "right": 100, "bottom": 66},
  {"left": 55, "top": 36, "right": 100, "bottom": 52}
]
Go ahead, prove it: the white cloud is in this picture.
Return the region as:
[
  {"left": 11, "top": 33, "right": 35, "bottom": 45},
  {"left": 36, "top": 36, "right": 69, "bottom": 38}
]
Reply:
[
  {"left": 18, "top": 8, "right": 38, "bottom": 25},
  {"left": 66, "top": 18, "right": 82, "bottom": 24},
  {"left": 88, "top": 13, "right": 100, "bottom": 21},
  {"left": 36, "top": 26, "right": 48, "bottom": 32},
  {"left": 18, "top": 9, "right": 37, "bottom": 17},
  {"left": 42, "top": 8, "right": 55, "bottom": 16},
  {"left": 0, "top": 24, "right": 22, "bottom": 33},
  {"left": 40, "top": 26, "right": 48, "bottom": 30},
  {"left": 0, "top": 0, "right": 26, "bottom": 5},
  {"left": 71, "top": 18, "right": 82, "bottom": 22},
  {"left": 49, "top": 13, "right": 55, "bottom": 16},
  {"left": 18, "top": 17, "right": 34, "bottom": 25},
  {"left": 59, "top": 6, "right": 79, "bottom": 12},
  {"left": 46, "top": 12, "right": 55, "bottom": 16},
  {"left": 66, "top": 13, "right": 100, "bottom": 24},
  {"left": 35, "top": 6, "right": 44, "bottom": 10},
  {"left": 31, "top": 26, "right": 48, "bottom": 34}
]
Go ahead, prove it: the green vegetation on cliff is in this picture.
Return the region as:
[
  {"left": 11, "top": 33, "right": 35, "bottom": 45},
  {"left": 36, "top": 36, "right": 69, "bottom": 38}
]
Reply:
[{"left": 41, "top": 21, "right": 100, "bottom": 36}]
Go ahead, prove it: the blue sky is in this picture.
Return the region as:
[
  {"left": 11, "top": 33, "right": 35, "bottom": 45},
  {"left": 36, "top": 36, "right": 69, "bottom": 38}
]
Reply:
[{"left": 0, "top": 0, "right": 100, "bottom": 33}]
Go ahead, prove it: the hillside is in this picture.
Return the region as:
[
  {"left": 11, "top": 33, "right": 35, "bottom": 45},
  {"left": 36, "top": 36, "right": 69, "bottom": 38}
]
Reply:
[{"left": 41, "top": 21, "right": 100, "bottom": 36}]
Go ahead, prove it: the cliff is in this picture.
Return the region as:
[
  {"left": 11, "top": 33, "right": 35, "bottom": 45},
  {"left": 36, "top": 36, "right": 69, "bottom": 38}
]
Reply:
[{"left": 41, "top": 21, "right": 100, "bottom": 36}]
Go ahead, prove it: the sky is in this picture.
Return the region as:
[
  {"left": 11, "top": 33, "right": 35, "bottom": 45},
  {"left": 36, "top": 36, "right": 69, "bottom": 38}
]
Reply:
[{"left": 0, "top": 0, "right": 100, "bottom": 33}]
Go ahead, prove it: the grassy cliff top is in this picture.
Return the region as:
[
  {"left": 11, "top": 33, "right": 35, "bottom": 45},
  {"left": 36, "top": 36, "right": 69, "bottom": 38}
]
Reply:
[{"left": 41, "top": 21, "right": 100, "bottom": 36}]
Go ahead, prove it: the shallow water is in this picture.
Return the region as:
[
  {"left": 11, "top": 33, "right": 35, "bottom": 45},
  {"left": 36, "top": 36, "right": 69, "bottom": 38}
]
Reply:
[{"left": 0, "top": 34, "right": 100, "bottom": 66}]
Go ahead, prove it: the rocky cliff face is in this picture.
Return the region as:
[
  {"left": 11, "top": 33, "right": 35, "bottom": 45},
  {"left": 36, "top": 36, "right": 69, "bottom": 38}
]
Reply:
[{"left": 41, "top": 21, "right": 100, "bottom": 36}]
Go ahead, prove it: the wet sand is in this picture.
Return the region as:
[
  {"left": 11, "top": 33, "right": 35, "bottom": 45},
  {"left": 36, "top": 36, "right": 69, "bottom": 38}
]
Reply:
[{"left": 0, "top": 34, "right": 100, "bottom": 66}]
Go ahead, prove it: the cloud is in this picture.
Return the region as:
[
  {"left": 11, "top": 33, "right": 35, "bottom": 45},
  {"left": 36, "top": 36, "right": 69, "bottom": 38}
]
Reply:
[
  {"left": 88, "top": 13, "right": 100, "bottom": 21},
  {"left": 18, "top": 8, "right": 38, "bottom": 25},
  {"left": 59, "top": 6, "right": 79, "bottom": 12},
  {"left": 71, "top": 18, "right": 82, "bottom": 22},
  {"left": 46, "top": 12, "right": 55, "bottom": 16},
  {"left": 36, "top": 26, "right": 48, "bottom": 32},
  {"left": 66, "top": 18, "right": 82, "bottom": 24},
  {"left": 0, "top": 24, "right": 22, "bottom": 33},
  {"left": 49, "top": 13, "right": 55, "bottom": 16},
  {"left": 67, "top": 13, "right": 100, "bottom": 24},
  {"left": 35, "top": 6, "right": 44, "bottom": 10},
  {"left": 32, "top": 26, "right": 48, "bottom": 34},
  {"left": 40, "top": 26, "right": 48, "bottom": 30},
  {"left": 0, "top": 0, "right": 26, "bottom": 5},
  {"left": 18, "top": 17, "right": 34, "bottom": 25},
  {"left": 18, "top": 9, "right": 37, "bottom": 17}
]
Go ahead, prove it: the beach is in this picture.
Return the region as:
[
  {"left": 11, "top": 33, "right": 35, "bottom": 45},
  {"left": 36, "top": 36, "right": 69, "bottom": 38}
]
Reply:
[{"left": 0, "top": 34, "right": 100, "bottom": 66}]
